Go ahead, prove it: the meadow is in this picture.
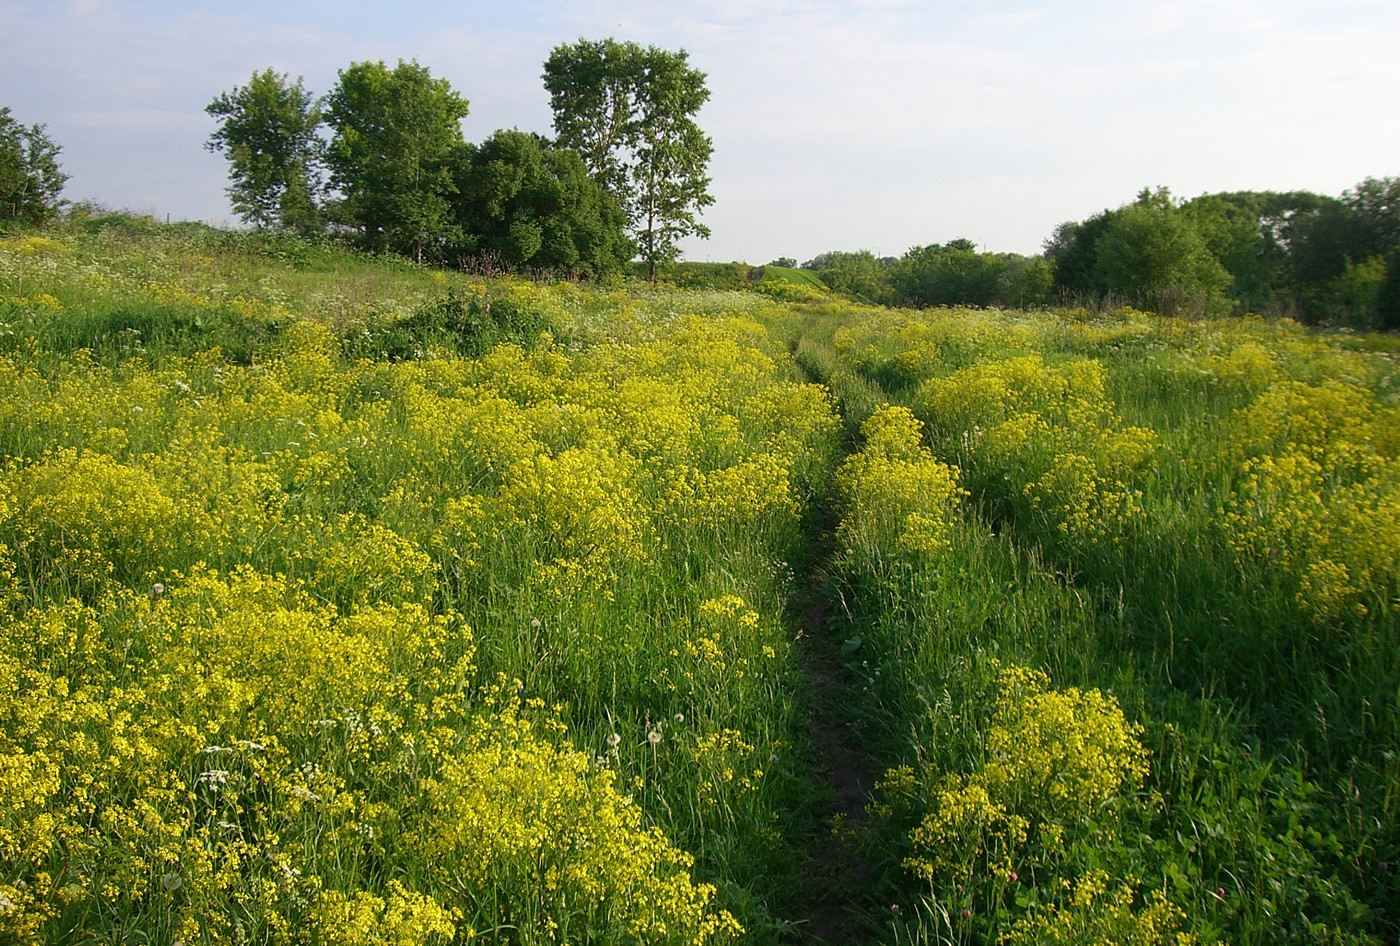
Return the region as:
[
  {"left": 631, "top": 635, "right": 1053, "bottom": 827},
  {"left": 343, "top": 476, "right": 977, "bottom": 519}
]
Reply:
[{"left": 1, "top": 219, "right": 1397, "bottom": 945}]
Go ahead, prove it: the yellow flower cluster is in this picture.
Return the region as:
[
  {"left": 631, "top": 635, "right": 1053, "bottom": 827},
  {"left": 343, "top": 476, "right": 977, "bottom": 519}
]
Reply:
[
  {"left": 0, "top": 234, "right": 838, "bottom": 940},
  {"left": 0, "top": 235, "right": 68, "bottom": 256},
  {"left": 1219, "top": 378, "right": 1400, "bottom": 623},
  {"left": 8, "top": 449, "right": 195, "bottom": 593},
  {"left": 835, "top": 406, "right": 967, "bottom": 566},
  {"left": 422, "top": 702, "right": 742, "bottom": 945},
  {"left": 897, "top": 665, "right": 1148, "bottom": 886},
  {"left": 916, "top": 354, "right": 1156, "bottom": 546},
  {"left": 1000, "top": 870, "right": 1198, "bottom": 946}
]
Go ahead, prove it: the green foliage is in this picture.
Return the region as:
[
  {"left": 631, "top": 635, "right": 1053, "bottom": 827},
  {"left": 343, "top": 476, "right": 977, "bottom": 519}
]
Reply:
[
  {"left": 325, "top": 60, "right": 469, "bottom": 262},
  {"left": 1043, "top": 214, "right": 1112, "bottom": 303},
  {"left": 0, "top": 106, "right": 67, "bottom": 225},
  {"left": 1046, "top": 184, "right": 1400, "bottom": 327},
  {"left": 1089, "top": 188, "right": 1232, "bottom": 317},
  {"left": 1378, "top": 247, "right": 1400, "bottom": 331},
  {"left": 997, "top": 253, "right": 1054, "bottom": 309},
  {"left": 1342, "top": 176, "right": 1400, "bottom": 251},
  {"left": 892, "top": 239, "right": 998, "bottom": 307},
  {"left": 803, "top": 249, "right": 894, "bottom": 304},
  {"left": 544, "top": 38, "right": 714, "bottom": 278},
  {"left": 343, "top": 286, "right": 556, "bottom": 360},
  {"left": 205, "top": 70, "right": 324, "bottom": 233},
  {"left": 804, "top": 245, "right": 1052, "bottom": 310},
  {"left": 645, "top": 260, "right": 753, "bottom": 289},
  {"left": 449, "top": 129, "right": 632, "bottom": 276}
]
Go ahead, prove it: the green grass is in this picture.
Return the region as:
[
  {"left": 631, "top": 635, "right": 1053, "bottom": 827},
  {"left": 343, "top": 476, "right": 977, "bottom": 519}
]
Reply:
[
  {"left": 797, "top": 301, "right": 1398, "bottom": 944},
  {"left": 2, "top": 219, "right": 1397, "bottom": 945}
]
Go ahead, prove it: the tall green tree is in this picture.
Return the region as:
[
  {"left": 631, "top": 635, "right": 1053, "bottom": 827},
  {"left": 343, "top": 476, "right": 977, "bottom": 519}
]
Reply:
[
  {"left": 1343, "top": 176, "right": 1400, "bottom": 252},
  {"left": 543, "top": 39, "right": 713, "bottom": 279},
  {"left": 1182, "top": 191, "right": 1320, "bottom": 316},
  {"left": 1092, "top": 188, "right": 1231, "bottom": 316},
  {"left": 205, "top": 70, "right": 324, "bottom": 233},
  {"left": 449, "top": 129, "right": 633, "bottom": 276},
  {"left": 0, "top": 106, "right": 68, "bottom": 224},
  {"left": 1049, "top": 188, "right": 1230, "bottom": 316},
  {"left": 1044, "top": 213, "right": 1116, "bottom": 302},
  {"left": 1377, "top": 245, "right": 1400, "bottom": 331},
  {"left": 325, "top": 60, "right": 469, "bottom": 262}
]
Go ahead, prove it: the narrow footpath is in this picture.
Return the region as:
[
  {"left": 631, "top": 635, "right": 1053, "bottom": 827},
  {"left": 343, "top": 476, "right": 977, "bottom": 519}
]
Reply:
[{"left": 787, "top": 326, "right": 883, "bottom": 944}]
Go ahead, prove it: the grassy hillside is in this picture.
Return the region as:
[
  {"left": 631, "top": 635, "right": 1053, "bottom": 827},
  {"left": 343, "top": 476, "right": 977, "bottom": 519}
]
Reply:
[{"left": 1, "top": 220, "right": 1397, "bottom": 945}]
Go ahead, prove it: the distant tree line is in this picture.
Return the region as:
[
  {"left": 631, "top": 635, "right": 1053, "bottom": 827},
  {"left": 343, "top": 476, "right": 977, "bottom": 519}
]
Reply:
[
  {"left": 799, "top": 243, "right": 1053, "bottom": 311},
  {"left": 1046, "top": 183, "right": 1400, "bottom": 329},
  {"left": 204, "top": 41, "right": 713, "bottom": 278},
  {"left": 800, "top": 180, "right": 1400, "bottom": 330}
]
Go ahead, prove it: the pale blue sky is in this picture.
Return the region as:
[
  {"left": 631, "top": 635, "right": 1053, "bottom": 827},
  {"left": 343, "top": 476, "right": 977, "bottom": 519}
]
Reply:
[{"left": 3, "top": 0, "right": 1398, "bottom": 263}]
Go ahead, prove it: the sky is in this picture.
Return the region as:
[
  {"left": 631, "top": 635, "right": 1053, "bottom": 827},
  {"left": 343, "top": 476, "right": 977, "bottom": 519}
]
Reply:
[{"left": 3, "top": 0, "right": 1398, "bottom": 264}]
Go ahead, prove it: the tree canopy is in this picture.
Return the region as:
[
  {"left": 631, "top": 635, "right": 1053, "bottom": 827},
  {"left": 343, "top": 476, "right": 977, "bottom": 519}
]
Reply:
[
  {"left": 544, "top": 38, "right": 713, "bottom": 279},
  {"left": 324, "top": 59, "right": 469, "bottom": 261},
  {"left": 449, "top": 129, "right": 632, "bottom": 276},
  {"left": 0, "top": 106, "right": 68, "bottom": 224},
  {"left": 205, "top": 70, "right": 324, "bottom": 233},
  {"left": 1047, "top": 181, "right": 1400, "bottom": 327}
]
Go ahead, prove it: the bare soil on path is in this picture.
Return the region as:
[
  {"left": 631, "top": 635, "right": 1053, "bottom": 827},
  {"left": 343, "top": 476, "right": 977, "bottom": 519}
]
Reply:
[{"left": 789, "top": 522, "right": 880, "bottom": 945}]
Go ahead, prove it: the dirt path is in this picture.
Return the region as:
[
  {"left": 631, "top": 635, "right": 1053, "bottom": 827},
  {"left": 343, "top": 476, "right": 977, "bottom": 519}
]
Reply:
[
  {"left": 789, "top": 512, "right": 880, "bottom": 944},
  {"left": 782, "top": 326, "right": 884, "bottom": 943}
]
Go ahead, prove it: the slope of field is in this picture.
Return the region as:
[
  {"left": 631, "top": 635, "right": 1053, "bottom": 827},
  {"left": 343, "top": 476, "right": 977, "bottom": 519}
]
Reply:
[{"left": 2, "top": 221, "right": 1398, "bottom": 945}]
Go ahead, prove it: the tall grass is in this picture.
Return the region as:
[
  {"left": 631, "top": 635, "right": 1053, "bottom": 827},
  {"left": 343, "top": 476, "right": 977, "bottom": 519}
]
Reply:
[
  {"left": 4, "top": 220, "right": 1396, "bottom": 945},
  {"left": 0, "top": 222, "right": 843, "bottom": 943},
  {"left": 806, "top": 302, "right": 1398, "bottom": 944}
]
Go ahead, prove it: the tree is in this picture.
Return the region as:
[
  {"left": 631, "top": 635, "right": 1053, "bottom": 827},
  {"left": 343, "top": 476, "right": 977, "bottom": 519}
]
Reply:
[
  {"left": 802, "top": 250, "right": 893, "bottom": 304},
  {"left": 1179, "top": 190, "right": 1346, "bottom": 318},
  {"left": 0, "top": 106, "right": 68, "bottom": 224},
  {"left": 449, "top": 129, "right": 632, "bottom": 276},
  {"left": 1045, "top": 213, "right": 1116, "bottom": 302},
  {"left": 1048, "top": 188, "right": 1230, "bottom": 316},
  {"left": 1092, "top": 189, "right": 1231, "bottom": 316},
  {"left": 206, "top": 70, "right": 324, "bottom": 233},
  {"left": 1377, "top": 247, "right": 1400, "bottom": 331},
  {"left": 892, "top": 239, "right": 1004, "bottom": 308},
  {"left": 996, "top": 254, "right": 1054, "bottom": 309},
  {"left": 544, "top": 39, "right": 714, "bottom": 279},
  {"left": 1289, "top": 198, "right": 1365, "bottom": 319},
  {"left": 1342, "top": 176, "right": 1400, "bottom": 252},
  {"left": 325, "top": 60, "right": 469, "bottom": 262}
]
